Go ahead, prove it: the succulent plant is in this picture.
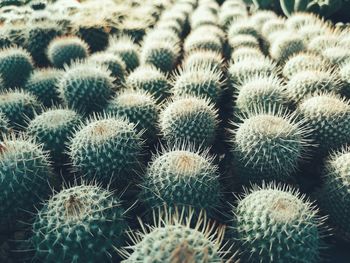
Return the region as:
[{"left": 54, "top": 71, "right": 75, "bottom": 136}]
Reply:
[
  {"left": 182, "top": 50, "right": 223, "bottom": 71},
  {"left": 269, "top": 33, "right": 306, "bottom": 63},
  {"left": 230, "top": 46, "right": 265, "bottom": 62},
  {"left": 308, "top": 34, "right": 338, "bottom": 53},
  {"left": 228, "top": 34, "right": 260, "bottom": 51},
  {"left": 280, "top": 0, "right": 342, "bottom": 18},
  {"left": 0, "top": 112, "right": 9, "bottom": 139},
  {"left": 228, "top": 21, "right": 260, "bottom": 40},
  {"left": 184, "top": 33, "right": 223, "bottom": 54}
]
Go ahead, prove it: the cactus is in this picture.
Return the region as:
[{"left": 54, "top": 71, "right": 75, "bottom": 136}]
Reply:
[
  {"left": 160, "top": 96, "right": 218, "bottom": 147},
  {"left": 261, "top": 18, "right": 286, "bottom": 40},
  {"left": 68, "top": 114, "right": 144, "bottom": 186},
  {"left": 285, "top": 12, "right": 323, "bottom": 30},
  {"left": 228, "top": 21, "right": 260, "bottom": 40},
  {"left": 0, "top": 89, "right": 41, "bottom": 130},
  {"left": 231, "top": 47, "right": 265, "bottom": 62},
  {"left": 0, "top": 47, "right": 34, "bottom": 88},
  {"left": 280, "top": 0, "right": 342, "bottom": 18},
  {"left": 58, "top": 61, "right": 115, "bottom": 114},
  {"left": 317, "top": 147, "right": 350, "bottom": 241},
  {"left": 126, "top": 65, "right": 171, "bottom": 103},
  {"left": 172, "top": 64, "right": 223, "bottom": 103},
  {"left": 340, "top": 60, "right": 350, "bottom": 97},
  {"left": 228, "top": 34, "right": 260, "bottom": 51},
  {"left": 32, "top": 183, "right": 127, "bottom": 263},
  {"left": 270, "top": 33, "right": 306, "bottom": 63},
  {"left": 47, "top": 36, "right": 89, "bottom": 68},
  {"left": 106, "top": 90, "right": 160, "bottom": 143},
  {"left": 0, "top": 135, "right": 54, "bottom": 228},
  {"left": 140, "top": 146, "right": 221, "bottom": 213},
  {"left": 250, "top": 10, "right": 278, "bottom": 30},
  {"left": 229, "top": 108, "right": 310, "bottom": 185},
  {"left": 0, "top": 112, "right": 9, "bottom": 140},
  {"left": 107, "top": 35, "right": 140, "bottom": 72},
  {"left": 25, "top": 68, "right": 63, "bottom": 107},
  {"left": 231, "top": 184, "right": 326, "bottom": 263},
  {"left": 308, "top": 34, "right": 338, "bottom": 53},
  {"left": 297, "top": 93, "right": 350, "bottom": 156},
  {"left": 182, "top": 50, "right": 223, "bottom": 71},
  {"left": 286, "top": 70, "right": 341, "bottom": 104},
  {"left": 322, "top": 47, "right": 350, "bottom": 65},
  {"left": 27, "top": 108, "right": 82, "bottom": 167},
  {"left": 184, "top": 33, "right": 223, "bottom": 54},
  {"left": 120, "top": 209, "right": 233, "bottom": 262}
]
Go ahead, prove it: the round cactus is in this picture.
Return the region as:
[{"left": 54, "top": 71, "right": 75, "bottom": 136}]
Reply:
[
  {"left": 27, "top": 108, "right": 82, "bottom": 166},
  {"left": 235, "top": 75, "right": 290, "bottom": 114},
  {"left": 184, "top": 33, "right": 223, "bottom": 54},
  {"left": 308, "top": 34, "right": 338, "bottom": 53},
  {"left": 340, "top": 60, "right": 350, "bottom": 97},
  {"left": 231, "top": 184, "right": 326, "bottom": 263},
  {"left": 228, "top": 21, "right": 260, "bottom": 40},
  {"left": 286, "top": 70, "right": 341, "bottom": 104},
  {"left": 68, "top": 115, "right": 144, "bottom": 186},
  {"left": 228, "top": 34, "right": 260, "bottom": 51},
  {"left": 322, "top": 47, "right": 350, "bottom": 65},
  {"left": 58, "top": 61, "right": 115, "bottom": 114},
  {"left": 140, "top": 146, "right": 221, "bottom": 212},
  {"left": 106, "top": 89, "right": 160, "bottom": 143},
  {"left": 120, "top": 209, "right": 232, "bottom": 262},
  {"left": 182, "top": 50, "right": 223, "bottom": 71},
  {"left": 107, "top": 35, "right": 140, "bottom": 72},
  {"left": 0, "top": 135, "right": 54, "bottom": 228},
  {"left": 230, "top": 47, "right": 265, "bottom": 62},
  {"left": 229, "top": 109, "right": 311, "bottom": 185},
  {"left": 32, "top": 184, "right": 127, "bottom": 263},
  {"left": 47, "top": 36, "right": 89, "bottom": 68},
  {"left": 160, "top": 96, "right": 218, "bottom": 147},
  {"left": 25, "top": 68, "right": 63, "bottom": 107},
  {"left": 126, "top": 65, "right": 171, "bottom": 103},
  {"left": 285, "top": 12, "right": 323, "bottom": 31},
  {"left": 172, "top": 65, "right": 223, "bottom": 103},
  {"left": 297, "top": 94, "right": 350, "bottom": 156},
  {"left": 270, "top": 33, "right": 306, "bottom": 63},
  {"left": 0, "top": 112, "right": 9, "bottom": 138},
  {"left": 250, "top": 10, "right": 278, "bottom": 31},
  {"left": 141, "top": 40, "right": 179, "bottom": 73},
  {"left": 0, "top": 47, "right": 34, "bottom": 88},
  {"left": 317, "top": 147, "right": 350, "bottom": 241},
  {"left": 261, "top": 18, "right": 286, "bottom": 40},
  {"left": 0, "top": 89, "right": 41, "bottom": 130}
]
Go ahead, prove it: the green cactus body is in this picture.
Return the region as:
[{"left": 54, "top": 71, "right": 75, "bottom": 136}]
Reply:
[
  {"left": 340, "top": 60, "right": 350, "bottom": 97},
  {"left": 107, "top": 35, "right": 140, "bottom": 72},
  {"left": 231, "top": 47, "right": 265, "bottom": 62},
  {"left": 32, "top": 184, "right": 127, "bottom": 263},
  {"left": 228, "top": 21, "right": 260, "bottom": 40},
  {"left": 232, "top": 184, "right": 325, "bottom": 263},
  {"left": 172, "top": 65, "right": 223, "bottom": 103},
  {"left": 106, "top": 90, "right": 160, "bottom": 143},
  {"left": 160, "top": 96, "right": 218, "bottom": 147},
  {"left": 286, "top": 70, "right": 341, "bottom": 104},
  {"left": 297, "top": 94, "right": 350, "bottom": 156},
  {"left": 308, "top": 34, "right": 338, "bottom": 53},
  {"left": 141, "top": 40, "right": 179, "bottom": 73},
  {"left": 140, "top": 147, "right": 221, "bottom": 212},
  {"left": 228, "top": 34, "right": 260, "bottom": 51},
  {"left": 58, "top": 62, "right": 114, "bottom": 114},
  {"left": 318, "top": 147, "right": 350, "bottom": 241},
  {"left": 184, "top": 33, "right": 223, "bottom": 54},
  {"left": 47, "top": 36, "right": 89, "bottom": 68},
  {"left": 0, "top": 89, "right": 41, "bottom": 130},
  {"left": 219, "top": 9, "right": 247, "bottom": 30},
  {"left": 89, "top": 52, "right": 126, "bottom": 89},
  {"left": 25, "top": 68, "right": 63, "bottom": 107},
  {"left": 191, "top": 25, "right": 225, "bottom": 45},
  {"left": 68, "top": 115, "right": 144, "bottom": 186},
  {"left": 27, "top": 108, "right": 82, "bottom": 166},
  {"left": 270, "top": 33, "right": 306, "bottom": 63},
  {"left": 182, "top": 50, "right": 223, "bottom": 71},
  {"left": 235, "top": 75, "right": 290, "bottom": 114},
  {"left": 0, "top": 47, "right": 34, "bottom": 88},
  {"left": 250, "top": 10, "right": 278, "bottom": 30},
  {"left": 261, "top": 18, "right": 286, "bottom": 40},
  {"left": 126, "top": 65, "right": 171, "bottom": 103},
  {"left": 0, "top": 112, "right": 9, "bottom": 139},
  {"left": 143, "top": 29, "right": 179, "bottom": 46},
  {"left": 0, "top": 136, "right": 54, "bottom": 227},
  {"left": 74, "top": 21, "right": 109, "bottom": 53}
]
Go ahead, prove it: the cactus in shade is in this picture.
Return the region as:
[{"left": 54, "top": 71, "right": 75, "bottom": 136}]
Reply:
[
  {"left": 0, "top": 47, "right": 34, "bottom": 88},
  {"left": 47, "top": 36, "right": 89, "bottom": 68},
  {"left": 106, "top": 90, "right": 160, "bottom": 143},
  {"left": 229, "top": 108, "right": 310, "bottom": 185},
  {"left": 25, "top": 68, "right": 62, "bottom": 107},
  {"left": 286, "top": 70, "right": 342, "bottom": 104},
  {"left": 0, "top": 89, "right": 41, "bottom": 130},
  {"left": 68, "top": 115, "right": 144, "bottom": 186},
  {"left": 308, "top": 34, "right": 338, "bottom": 53},
  {"left": 317, "top": 147, "right": 350, "bottom": 241},
  {"left": 0, "top": 112, "right": 9, "bottom": 139},
  {"left": 297, "top": 24, "right": 329, "bottom": 43},
  {"left": 219, "top": 9, "right": 247, "bottom": 30},
  {"left": 228, "top": 34, "right": 260, "bottom": 51},
  {"left": 280, "top": 0, "right": 342, "bottom": 18},
  {"left": 270, "top": 33, "right": 306, "bottom": 63},
  {"left": 182, "top": 50, "right": 223, "bottom": 71},
  {"left": 231, "top": 184, "right": 326, "bottom": 263},
  {"left": 172, "top": 65, "right": 223, "bottom": 103},
  {"left": 26, "top": 108, "right": 82, "bottom": 166},
  {"left": 297, "top": 94, "right": 350, "bottom": 156},
  {"left": 184, "top": 33, "right": 223, "bottom": 54},
  {"left": 322, "top": 47, "right": 350, "bottom": 65},
  {"left": 0, "top": 135, "right": 54, "bottom": 228},
  {"left": 26, "top": 22, "right": 62, "bottom": 66},
  {"left": 160, "top": 96, "right": 218, "bottom": 147},
  {"left": 250, "top": 10, "right": 277, "bottom": 30},
  {"left": 261, "top": 18, "right": 286, "bottom": 40},
  {"left": 282, "top": 52, "right": 330, "bottom": 80},
  {"left": 191, "top": 25, "right": 226, "bottom": 45},
  {"left": 143, "top": 28, "right": 180, "bottom": 46},
  {"left": 340, "top": 60, "right": 350, "bottom": 97},
  {"left": 228, "top": 21, "right": 260, "bottom": 40},
  {"left": 120, "top": 209, "right": 233, "bottom": 263},
  {"left": 58, "top": 61, "right": 114, "bottom": 114},
  {"left": 32, "top": 184, "right": 127, "bottom": 263},
  {"left": 140, "top": 146, "right": 221, "bottom": 213},
  {"left": 126, "top": 65, "right": 171, "bottom": 103},
  {"left": 89, "top": 52, "right": 126, "bottom": 89},
  {"left": 141, "top": 40, "right": 179, "bottom": 73},
  {"left": 231, "top": 47, "right": 264, "bottom": 62},
  {"left": 228, "top": 57, "right": 276, "bottom": 86},
  {"left": 235, "top": 75, "right": 290, "bottom": 114}
]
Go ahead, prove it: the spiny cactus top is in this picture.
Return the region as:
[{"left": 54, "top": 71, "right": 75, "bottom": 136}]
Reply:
[
  {"left": 261, "top": 18, "right": 286, "bottom": 40},
  {"left": 184, "top": 32, "right": 223, "bottom": 54},
  {"left": 228, "top": 20, "right": 260, "bottom": 40},
  {"left": 140, "top": 146, "right": 221, "bottom": 212},
  {"left": 228, "top": 34, "right": 260, "bottom": 51},
  {"left": 308, "top": 34, "right": 339, "bottom": 53},
  {"left": 182, "top": 50, "right": 223, "bottom": 71},
  {"left": 68, "top": 114, "right": 144, "bottom": 187},
  {"left": 58, "top": 61, "right": 115, "bottom": 114},
  {"left": 0, "top": 112, "right": 9, "bottom": 139},
  {"left": 322, "top": 46, "right": 350, "bottom": 65},
  {"left": 285, "top": 12, "right": 323, "bottom": 30},
  {"left": 32, "top": 184, "right": 127, "bottom": 263},
  {"left": 250, "top": 10, "right": 278, "bottom": 30},
  {"left": 269, "top": 33, "right": 306, "bottom": 63},
  {"left": 160, "top": 96, "right": 219, "bottom": 148},
  {"left": 230, "top": 46, "right": 264, "bottom": 63},
  {"left": 232, "top": 184, "right": 326, "bottom": 263},
  {"left": 0, "top": 46, "right": 34, "bottom": 88}
]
